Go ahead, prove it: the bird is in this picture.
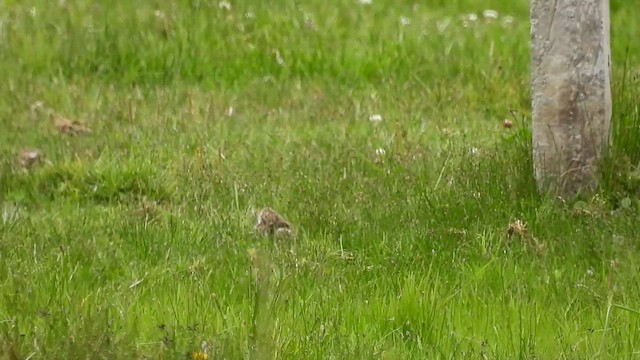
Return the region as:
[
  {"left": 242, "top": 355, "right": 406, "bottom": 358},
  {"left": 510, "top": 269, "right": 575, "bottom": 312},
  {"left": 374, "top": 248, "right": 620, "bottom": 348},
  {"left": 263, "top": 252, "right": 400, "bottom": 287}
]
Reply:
[{"left": 254, "top": 207, "right": 295, "bottom": 239}]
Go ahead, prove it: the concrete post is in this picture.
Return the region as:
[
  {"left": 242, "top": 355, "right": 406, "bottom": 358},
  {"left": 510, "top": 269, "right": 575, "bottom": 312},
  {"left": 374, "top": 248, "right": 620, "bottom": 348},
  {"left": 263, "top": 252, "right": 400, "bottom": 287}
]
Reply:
[{"left": 530, "top": 0, "right": 612, "bottom": 198}]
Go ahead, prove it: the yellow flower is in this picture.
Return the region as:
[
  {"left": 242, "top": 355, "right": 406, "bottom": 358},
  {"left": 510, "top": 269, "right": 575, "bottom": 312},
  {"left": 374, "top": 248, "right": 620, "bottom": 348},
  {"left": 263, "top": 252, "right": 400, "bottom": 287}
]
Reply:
[{"left": 193, "top": 352, "right": 209, "bottom": 360}]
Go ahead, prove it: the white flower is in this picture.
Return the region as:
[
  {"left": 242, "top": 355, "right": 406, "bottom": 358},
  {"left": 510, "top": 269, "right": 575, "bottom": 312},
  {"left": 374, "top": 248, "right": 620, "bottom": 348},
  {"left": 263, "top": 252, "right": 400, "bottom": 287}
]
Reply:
[
  {"left": 482, "top": 9, "right": 499, "bottom": 20},
  {"left": 463, "top": 13, "right": 478, "bottom": 22},
  {"left": 501, "top": 15, "right": 515, "bottom": 27},
  {"left": 375, "top": 148, "right": 386, "bottom": 156},
  {"left": 586, "top": 268, "right": 594, "bottom": 276},
  {"left": 30, "top": 101, "right": 45, "bottom": 113},
  {"left": 358, "top": 0, "right": 372, "bottom": 5},
  {"left": 218, "top": 1, "right": 231, "bottom": 10},
  {"left": 469, "top": 147, "right": 480, "bottom": 155},
  {"left": 245, "top": 11, "right": 255, "bottom": 19},
  {"left": 399, "top": 16, "right": 411, "bottom": 26},
  {"left": 369, "top": 114, "right": 383, "bottom": 123}
]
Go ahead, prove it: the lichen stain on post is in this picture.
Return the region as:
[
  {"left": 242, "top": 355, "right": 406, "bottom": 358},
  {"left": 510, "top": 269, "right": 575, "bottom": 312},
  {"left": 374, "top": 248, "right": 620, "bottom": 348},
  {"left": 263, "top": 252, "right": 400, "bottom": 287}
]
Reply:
[{"left": 530, "top": 0, "right": 612, "bottom": 198}]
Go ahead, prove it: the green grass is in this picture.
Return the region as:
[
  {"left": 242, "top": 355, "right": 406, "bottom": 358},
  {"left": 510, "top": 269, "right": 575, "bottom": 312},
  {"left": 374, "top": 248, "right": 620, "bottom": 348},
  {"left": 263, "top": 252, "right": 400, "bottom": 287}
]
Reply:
[{"left": 1, "top": 0, "right": 640, "bottom": 358}]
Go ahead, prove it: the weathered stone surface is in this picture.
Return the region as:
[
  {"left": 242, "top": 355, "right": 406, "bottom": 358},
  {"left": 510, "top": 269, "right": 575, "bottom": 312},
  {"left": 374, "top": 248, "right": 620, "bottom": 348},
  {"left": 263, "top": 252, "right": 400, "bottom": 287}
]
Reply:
[{"left": 530, "top": 0, "right": 612, "bottom": 198}]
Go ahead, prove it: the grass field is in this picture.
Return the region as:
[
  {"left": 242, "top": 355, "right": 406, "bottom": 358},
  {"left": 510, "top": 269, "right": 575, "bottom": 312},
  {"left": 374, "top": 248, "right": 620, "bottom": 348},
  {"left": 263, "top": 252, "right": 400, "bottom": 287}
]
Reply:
[{"left": 1, "top": 0, "right": 640, "bottom": 358}]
